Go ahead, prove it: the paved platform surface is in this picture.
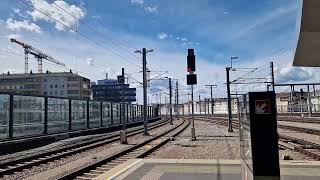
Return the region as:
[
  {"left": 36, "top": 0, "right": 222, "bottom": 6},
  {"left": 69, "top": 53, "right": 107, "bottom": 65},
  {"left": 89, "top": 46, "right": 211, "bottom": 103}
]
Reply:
[{"left": 95, "top": 159, "right": 320, "bottom": 180}]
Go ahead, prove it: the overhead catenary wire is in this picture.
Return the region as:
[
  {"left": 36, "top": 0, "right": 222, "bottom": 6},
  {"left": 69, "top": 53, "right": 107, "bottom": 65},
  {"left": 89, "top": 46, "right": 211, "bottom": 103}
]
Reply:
[
  {"left": 48, "top": 0, "right": 144, "bottom": 61},
  {"left": 18, "top": 0, "right": 142, "bottom": 69},
  {"left": 47, "top": 0, "right": 175, "bottom": 82}
]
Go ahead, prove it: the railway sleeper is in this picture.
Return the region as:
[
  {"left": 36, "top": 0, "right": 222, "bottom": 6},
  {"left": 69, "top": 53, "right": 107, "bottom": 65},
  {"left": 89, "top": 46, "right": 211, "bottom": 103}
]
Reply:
[
  {"left": 95, "top": 167, "right": 109, "bottom": 171},
  {"left": 107, "top": 162, "right": 121, "bottom": 167},
  {"left": 90, "top": 169, "right": 106, "bottom": 174},
  {"left": 105, "top": 164, "right": 118, "bottom": 168},
  {"left": 126, "top": 151, "right": 141, "bottom": 155},
  {"left": 300, "top": 145, "right": 317, "bottom": 149},
  {"left": 82, "top": 172, "right": 98, "bottom": 178},
  {"left": 120, "top": 156, "right": 134, "bottom": 159},
  {"left": 123, "top": 154, "right": 140, "bottom": 158},
  {"left": 76, "top": 176, "right": 92, "bottom": 180},
  {"left": 6, "top": 165, "right": 17, "bottom": 169},
  {"left": 111, "top": 160, "right": 127, "bottom": 164}
]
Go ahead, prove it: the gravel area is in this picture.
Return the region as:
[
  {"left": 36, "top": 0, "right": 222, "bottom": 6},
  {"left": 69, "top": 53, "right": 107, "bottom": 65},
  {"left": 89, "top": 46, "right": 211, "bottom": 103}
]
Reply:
[
  {"left": 148, "top": 120, "right": 240, "bottom": 160},
  {"left": 148, "top": 119, "right": 317, "bottom": 161},
  {"left": 1, "top": 119, "right": 181, "bottom": 180},
  {"left": 278, "top": 121, "right": 320, "bottom": 131}
]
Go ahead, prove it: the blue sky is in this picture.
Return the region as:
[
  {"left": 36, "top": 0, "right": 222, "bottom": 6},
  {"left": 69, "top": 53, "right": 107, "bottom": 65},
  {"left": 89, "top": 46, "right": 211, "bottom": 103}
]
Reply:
[{"left": 0, "top": 0, "right": 317, "bottom": 102}]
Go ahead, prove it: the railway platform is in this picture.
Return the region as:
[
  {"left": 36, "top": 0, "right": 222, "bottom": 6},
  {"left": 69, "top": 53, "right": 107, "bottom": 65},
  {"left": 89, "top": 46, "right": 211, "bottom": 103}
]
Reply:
[{"left": 95, "top": 159, "right": 320, "bottom": 180}]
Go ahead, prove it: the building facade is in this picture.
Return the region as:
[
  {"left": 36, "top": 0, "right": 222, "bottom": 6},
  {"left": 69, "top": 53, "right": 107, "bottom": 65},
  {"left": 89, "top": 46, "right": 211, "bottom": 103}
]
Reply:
[
  {"left": 276, "top": 93, "right": 289, "bottom": 113},
  {"left": 0, "top": 72, "right": 91, "bottom": 100},
  {"left": 310, "top": 90, "right": 320, "bottom": 112},
  {"left": 92, "top": 79, "right": 136, "bottom": 103}
]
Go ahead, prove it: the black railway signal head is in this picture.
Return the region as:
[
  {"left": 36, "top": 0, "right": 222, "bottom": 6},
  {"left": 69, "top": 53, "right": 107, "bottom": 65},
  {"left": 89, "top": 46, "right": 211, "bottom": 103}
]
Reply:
[{"left": 187, "top": 49, "right": 196, "bottom": 72}]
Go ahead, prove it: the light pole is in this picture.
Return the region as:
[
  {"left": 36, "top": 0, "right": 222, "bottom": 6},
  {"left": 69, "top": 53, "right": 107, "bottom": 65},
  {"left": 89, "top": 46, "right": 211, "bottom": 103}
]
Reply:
[
  {"left": 120, "top": 68, "right": 127, "bottom": 144},
  {"left": 199, "top": 95, "right": 201, "bottom": 115},
  {"left": 134, "top": 48, "right": 153, "bottom": 135},
  {"left": 169, "top": 77, "right": 173, "bottom": 125},
  {"left": 205, "top": 84, "right": 218, "bottom": 116},
  {"left": 191, "top": 84, "right": 196, "bottom": 141},
  {"left": 164, "top": 77, "right": 177, "bottom": 125},
  {"left": 176, "top": 80, "right": 179, "bottom": 120},
  {"left": 230, "top": 56, "right": 238, "bottom": 69},
  {"left": 227, "top": 56, "right": 238, "bottom": 132}
]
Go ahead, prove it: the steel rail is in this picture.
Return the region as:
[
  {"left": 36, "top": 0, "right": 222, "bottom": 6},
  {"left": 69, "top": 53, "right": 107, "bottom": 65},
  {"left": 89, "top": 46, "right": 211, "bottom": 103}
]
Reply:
[
  {"left": 57, "top": 119, "right": 190, "bottom": 180},
  {"left": 0, "top": 118, "right": 169, "bottom": 177}
]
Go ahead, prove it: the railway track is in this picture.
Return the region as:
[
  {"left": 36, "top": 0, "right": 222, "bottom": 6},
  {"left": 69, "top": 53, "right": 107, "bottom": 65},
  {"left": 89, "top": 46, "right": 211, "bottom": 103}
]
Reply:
[
  {"left": 277, "top": 124, "right": 320, "bottom": 136},
  {"left": 0, "top": 118, "right": 170, "bottom": 178},
  {"left": 195, "top": 117, "right": 320, "bottom": 161},
  {"left": 56, "top": 118, "right": 190, "bottom": 180},
  {"left": 195, "top": 116, "right": 320, "bottom": 135},
  {"left": 195, "top": 115, "right": 320, "bottom": 124},
  {"left": 279, "top": 135, "right": 320, "bottom": 161},
  {"left": 277, "top": 117, "right": 320, "bottom": 124}
]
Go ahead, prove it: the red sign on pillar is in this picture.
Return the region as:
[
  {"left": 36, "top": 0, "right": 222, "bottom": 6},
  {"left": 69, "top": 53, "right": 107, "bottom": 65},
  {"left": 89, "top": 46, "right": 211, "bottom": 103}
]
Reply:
[{"left": 255, "top": 100, "right": 271, "bottom": 114}]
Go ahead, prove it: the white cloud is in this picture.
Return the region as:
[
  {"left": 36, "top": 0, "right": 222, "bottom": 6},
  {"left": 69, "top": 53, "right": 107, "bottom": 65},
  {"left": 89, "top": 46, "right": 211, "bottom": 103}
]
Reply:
[
  {"left": 27, "top": 0, "right": 86, "bottom": 31},
  {"left": 6, "top": 18, "right": 41, "bottom": 33},
  {"left": 277, "top": 66, "right": 314, "bottom": 83},
  {"left": 87, "top": 57, "right": 95, "bottom": 66},
  {"left": 100, "top": 66, "right": 117, "bottom": 79},
  {"left": 4, "top": 68, "right": 17, "bottom": 74},
  {"left": 13, "top": 8, "right": 20, "bottom": 14},
  {"left": 130, "top": 0, "right": 157, "bottom": 14},
  {"left": 144, "top": 6, "right": 158, "bottom": 14},
  {"left": 12, "top": 8, "right": 28, "bottom": 18},
  {"left": 91, "top": 15, "right": 101, "bottom": 19},
  {"left": 181, "top": 37, "right": 188, "bottom": 41},
  {"left": 6, "top": 34, "right": 21, "bottom": 39},
  {"left": 231, "top": 4, "right": 297, "bottom": 40},
  {"left": 131, "top": 0, "right": 144, "bottom": 6},
  {"left": 157, "top": 32, "right": 168, "bottom": 40}
]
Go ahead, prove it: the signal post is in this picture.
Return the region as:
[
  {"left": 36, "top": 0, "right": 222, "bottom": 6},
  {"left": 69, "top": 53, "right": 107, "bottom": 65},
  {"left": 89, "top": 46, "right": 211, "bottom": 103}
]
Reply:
[{"left": 186, "top": 49, "right": 197, "bottom": 141}]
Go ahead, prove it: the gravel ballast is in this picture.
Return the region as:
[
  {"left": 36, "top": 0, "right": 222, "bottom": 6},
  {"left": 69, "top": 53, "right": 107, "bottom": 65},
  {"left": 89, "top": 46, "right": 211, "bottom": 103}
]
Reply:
[
  {"left": 0, "top": 119, "right": 181, "bottom": 180},
  {"left": 148, "top": 119, "right": 316, "bottom": 161},
  {"left": 148, "top": 120, "right": 240, "bottom": 159}
]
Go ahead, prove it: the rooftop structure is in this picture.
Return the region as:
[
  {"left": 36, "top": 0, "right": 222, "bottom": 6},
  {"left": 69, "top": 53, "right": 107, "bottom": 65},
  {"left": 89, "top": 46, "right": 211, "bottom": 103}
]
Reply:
[{"left": 92, "top": 77, "right": 136, "bottom": 103}]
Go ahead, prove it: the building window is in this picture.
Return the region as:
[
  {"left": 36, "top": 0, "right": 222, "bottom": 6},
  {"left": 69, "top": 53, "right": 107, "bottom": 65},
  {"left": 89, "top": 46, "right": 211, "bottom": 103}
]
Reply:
[
  {"left": 69, "top": 84, "right": 79, "bottom": 88},
  {"left": 55, "top": 85, "right": 58, "bottom": 88},
  {"left": 50, "top": 85, "right": 53, "bottom": 88},
  {"left": 68, "top": 90, "right": 79, "bottom": 94},
  {"left": 44, "top": 92, "right": 47, "bottom": 95},
  {"left": 68, "top": 77, "right": 79, "bottom": 81}
]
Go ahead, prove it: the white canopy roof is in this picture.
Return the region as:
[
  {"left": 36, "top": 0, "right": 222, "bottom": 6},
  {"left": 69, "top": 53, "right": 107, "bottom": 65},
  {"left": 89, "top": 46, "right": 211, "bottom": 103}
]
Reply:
[{"left": 294, "top": 0, "right": 320, "bottom": 67}]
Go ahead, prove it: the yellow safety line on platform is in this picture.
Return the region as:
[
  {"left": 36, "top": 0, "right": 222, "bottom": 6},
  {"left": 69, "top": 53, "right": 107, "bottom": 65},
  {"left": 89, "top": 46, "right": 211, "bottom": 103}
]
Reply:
[{"left": 107, "top": 159, "right": 142, "bottom": 180}]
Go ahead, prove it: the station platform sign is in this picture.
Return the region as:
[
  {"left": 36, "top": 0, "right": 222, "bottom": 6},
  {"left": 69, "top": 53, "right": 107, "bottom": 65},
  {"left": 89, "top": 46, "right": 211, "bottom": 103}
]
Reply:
[{"left": 238, "top": 91, "right": 280, "bottom": 180}]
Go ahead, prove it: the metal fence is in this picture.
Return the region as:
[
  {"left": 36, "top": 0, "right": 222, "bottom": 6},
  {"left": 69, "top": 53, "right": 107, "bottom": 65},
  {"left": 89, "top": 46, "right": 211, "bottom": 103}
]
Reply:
[{"left": 0, "top": 93, "right": 158, "bottom": 141}]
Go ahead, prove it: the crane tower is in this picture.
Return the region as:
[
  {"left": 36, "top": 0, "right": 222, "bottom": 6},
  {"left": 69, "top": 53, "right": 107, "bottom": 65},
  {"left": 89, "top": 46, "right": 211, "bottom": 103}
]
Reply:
[{"left": 10, "top": 38, "right": 66, "bottom": 73}]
